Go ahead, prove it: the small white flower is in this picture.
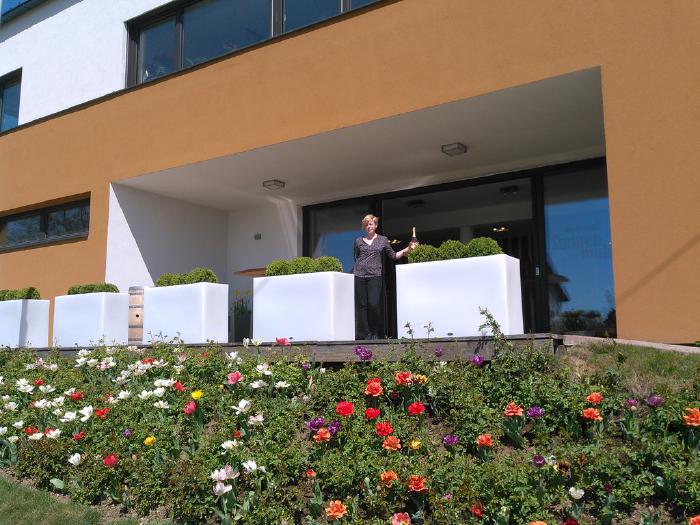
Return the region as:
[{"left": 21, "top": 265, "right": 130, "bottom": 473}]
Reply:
[
  {"left": 106, "top": 346, "right": 117, "bottom": 355},
  {"left": 86, "top": 358, "right": 98, "bottom": 367},
  {"left": 12, "top": 420, "right": 23, "bottom": 429},
  {"left": 127, "top": 345, "right": 138, "bottom": 352},
  {"left": 154, "top": 379, "right": 175, "bottom": 388},
  {"left": 46, "top": 428, "right": 61, "bottom": 439},
  {"left": 250, "top": 380, "right": 267, "bottom": 389},
  {"left": 242, "top": 460, "right": 265, "bottom": 474},
  {"left": 4, "top": 401, "right": 18, "bottom": 411},
  {"left": 138, "top": 390, "right": 153, "bottom": 400},
  {"left": 0, "top": 376, "right": 3, "bottom": 385},
  {"left": 60, "top": 411, "right": 77, "bottom": 423},
  {"left": 232, "top": 399, "right": 252, "bottom": 414},
  {"left": 39, "top": 385, "right": 55, "bottom": 394},
  {"left": 51, "top": 396, "right": 65, "bottom": 407},
  {"left": 33, "top": 399, "right": 51, "bottom": 410},
  {"left": 64, "top": 387, "right": 76, "bottom": 395},
  {"left": 7, "top": 436, "right": 18, "bottom": 443},
  {"left": 52, "top": 408, "right": 64, "bottom": 417},
  {"left": 77, "top": 349, "right": 92, "bottom": 357},
  {"left": 0, "top": 427, "right": 7, "bottom": 435},
  {"left": 153, "top": 400, "right": 170, "bottom": 410},
  {"left": 242, "top": 338, "right": 250, "bottom": 348},
  {"left": 16, "top": 378, "right": 34, "bottom": 393},
  {"left": 274, "top": 381, "right": 290, "bottom": 389},
  {"left": 152, "top": 387, "right": 166, "bottom": 398},
  {"left": 28, "top": 432, "right": 43, "bottom": 441},
  {"left": 225, "top": 351, "right": 240, "bottom": 362},
  {"left": 45, "top": 363, "right": 59, "bottom": 371},
  {"left": 255, "top": 363, "right": 272, "bottom": 376},
  {"left": 173, "top": 365, "right": 184, "bottom": 374},
  {"left": 1, "top": 395, "right": 9, "bottom": 402},
  {"left": 251, "top": 339, "right": 261, "bottom": 347},
  {"left": 248, "top": 413, "right": 264, "bottom": 426},
  {"left": 117, "top": 390, "right": 131, "bottom": 400},
  {"left": 74, "top": 357, "right": 88, "bottom": 367},
  {"left": 569, "top": 487, "right": 585, "bottom": 500},
  {"left": 213, "top": 482, "right": 232, "bottom": 496},
  {"left": 68, "top": 453, "right": 82, "bottom": 466},
  {"left": 318, "top": 368, "right": 326, "bottom": 374},
  {"left": 79, "top": 405, "right": 94, "bottom": 422},
  {"left": 220, "top": 440, "right": 240, "bottom": 451},
  {"left": 24, "top": 363, "right": 37, "bottom": 370}
]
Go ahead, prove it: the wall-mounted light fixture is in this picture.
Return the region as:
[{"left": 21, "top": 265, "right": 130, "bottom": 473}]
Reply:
[
  {"left": 262, "top": 179, "right": 286, "bottom": 190},
  {"left": 440, "top": 142, "right": 468, "bottom": 156},
  {"left": 492, "top": 226, "right": 509, "bottom": 233}
]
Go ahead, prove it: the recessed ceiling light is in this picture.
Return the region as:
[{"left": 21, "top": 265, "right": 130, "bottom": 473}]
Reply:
[
  {"left": 492, "top": 226, "right": 509, "bottom": 233},
  {"left": 262, "top": 179, "right": 286, "bottom": 190},
  {"left": 440, "top": 142, "right": 468, "bottom": 156}
]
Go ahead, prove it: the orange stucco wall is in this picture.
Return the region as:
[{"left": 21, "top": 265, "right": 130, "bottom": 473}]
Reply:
[{"left": 1, "top": 0, "right": 699, "bottom": 343}]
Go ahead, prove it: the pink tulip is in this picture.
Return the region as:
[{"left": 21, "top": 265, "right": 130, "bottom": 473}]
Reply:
[{"left": 227, "top": 371, "right": 243, "bottom": 384}]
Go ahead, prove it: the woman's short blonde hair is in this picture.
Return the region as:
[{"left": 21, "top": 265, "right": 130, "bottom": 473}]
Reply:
[{"left": 361, "top": 214, "right": 379, "bottom": 228}]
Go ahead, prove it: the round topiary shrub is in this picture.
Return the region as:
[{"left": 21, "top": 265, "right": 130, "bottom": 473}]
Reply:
[
  {"left": 67, "top": 283, "right": 119, "bottom": 294},
  {"left": 265, "top": 259, "right": 291, "bottom": 276},
  {"left": 0, "top": 287, "right": 41, "bottom": 301},
  {"left": 289, "top": 256, "right": 315, "bottom": 274},
  {"left": 438, "top": 239, "right": 469, "bottom": 260},
  {"left": 187, "top": 267, "right": 218, "bottom": 284},
  {"left": 407, "top": 244, "right": 441, "bottom": 263},
  {"left": 465, "top": 236, "right": 503, "bottom": 257},
  {"left": 155, "top": 273, "right": 181, "bottom": 287},
  {"left": 314, "top": 256, "right": 343, "bottom": 273}
]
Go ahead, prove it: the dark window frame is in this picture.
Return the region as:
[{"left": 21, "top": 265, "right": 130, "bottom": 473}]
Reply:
[
  {"left": 0, "top": 0, "right": 49, "bottom": 24},
  {"left": 126, "top": 0, "right": 382, "bottom": 87},
  {"left": 0, "top": 69, "right": 22, "bottom": 132},
  {"left": 0, "top": 198, "right": 90, "bottom": 253}
]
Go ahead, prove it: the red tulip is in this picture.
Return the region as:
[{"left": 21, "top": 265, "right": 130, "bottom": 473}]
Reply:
[
  {"left": 102, "top": 453, "right": 118, "bottom": 468},
  {"left": 183, "top": 400, "right": 197, "bottom": 415}
]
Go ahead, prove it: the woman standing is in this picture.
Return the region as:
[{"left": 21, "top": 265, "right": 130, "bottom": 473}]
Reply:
[{"left": 353, "top": 214, "right": 410, "bottom": 340}]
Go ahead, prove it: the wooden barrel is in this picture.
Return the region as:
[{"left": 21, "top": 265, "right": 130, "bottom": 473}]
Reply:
[{"left": 128, "top": 286, "right": 144, "bottom": 346}]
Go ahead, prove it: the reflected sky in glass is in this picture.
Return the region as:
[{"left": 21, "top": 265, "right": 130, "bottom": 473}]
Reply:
[
  {"left": 1, "top": 81, "right": 20, "bottom": 131},
  {"left": 284, "top": 0, "right": 340, "bottom": 32}
]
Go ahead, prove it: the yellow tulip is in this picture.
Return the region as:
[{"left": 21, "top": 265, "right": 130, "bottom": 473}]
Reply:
[
  {"left": 410, "top": 439, "right": 422, "bottom": 450},
  {"left": 191, "top": 390, "right": 203, "bottom": 400},
  {"left": 144, "top": 435, "right": 156, "bottom": 446}
]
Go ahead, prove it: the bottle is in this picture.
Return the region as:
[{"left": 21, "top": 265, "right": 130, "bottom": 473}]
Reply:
[{"left": 410, "top": 226, "right": 419, "bottom": 250}]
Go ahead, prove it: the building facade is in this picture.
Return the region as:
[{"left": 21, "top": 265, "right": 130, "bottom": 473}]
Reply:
[{"left": 1, "top": 0, "right": 698, "bottom": 345}]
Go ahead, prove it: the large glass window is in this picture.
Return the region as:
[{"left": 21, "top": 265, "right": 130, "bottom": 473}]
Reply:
[
  {"left": 544, "top": 167, "right": 615, "bottom": 335},
  {"left": 0, "top": 200, "right": 89, "bottom": 250},
  {"left": 308, "top": 201, "right": 369, "bottom": 274},
  {"left": 284, "top": 0, "right": 340, "bottom": 33},
  {"left": 0, "top": 72, "right": 21, "bottom": 132},
  {"left": 183, "top": 0, "right": 271, "bottom": 68},
  {"left": 139, "top": 17, "right": 177, "bottom": 83}
]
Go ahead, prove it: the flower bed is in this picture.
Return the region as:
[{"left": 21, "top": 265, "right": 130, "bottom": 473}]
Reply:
[{"left": 0, "top": 339, "right": 698, "bottom": 524}]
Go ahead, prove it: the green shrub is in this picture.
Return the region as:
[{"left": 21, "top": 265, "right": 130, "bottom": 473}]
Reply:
[
  {"left": 465, "top": 236, "right": 503, "bottom": 257},
  {"left": 438, "top": 239, "right": 469, "bottom": 260},
  {"left": 154, "top": 272, "right": 183, "bottom": 287},
  {"left": 289, "top": 256, "right": 315, "bottom": 274},
  {"left": 407, "top": 244, "right": 441, "bottom": 263},
  {"left": 265, "top": 259, "right": 291, "bottom": 276},
  {"left": 186, "top": 267, "right": 218, "bottom": 284},
  {"left": 67, "top": 283, "right": 119, "bottom": 294},
  {"left": 0, "top": 287, "right": 41, "bottom": 301},
  {"left": 313, "top": 256, "right": 343, "bottom": 273}
]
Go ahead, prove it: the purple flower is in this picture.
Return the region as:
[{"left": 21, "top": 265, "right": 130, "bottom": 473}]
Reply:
[
  {"left": 354, "top": 346, "right": 373, "bottom": 361},
  {"left": 434, "top": 347, "right": 444, "bottom": 358},
  {"left": 647, "top": 394, "right": 664, "bottom": 408},
  {"left": 328, "top": 419, "right": 341, "bottom": 436},
  {"left": 306, "top": 417, "right": 325, "bottom": 431},
  {"left": 443, "top": 434, "right": 459, "bottom": 447},
  {"left": 443, "top": 492, "right": 453, "bottom": 501},
  {"left": 123, "top": 428, "right": 132, "bottom": 438},
  {"left": 532, "top": 454, "right": 546, "bottom": 468},
  {"left": 470, "top": 354, "right": 484, "bottom": 367},
  {"left": 301, "top": 362, "right": 311, "bottom": 372},
  {"left": 625, "top": 398, "right": 638, "bottom": 409},
  {"left": 527, "top": 406, "right": 545, "bottom": 419}
]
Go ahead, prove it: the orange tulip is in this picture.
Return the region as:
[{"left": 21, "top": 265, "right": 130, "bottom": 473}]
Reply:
[
  {"left": 395, "top": 371, "right": 412, "bottom": 386},
  {"left": 382, "top": 436, "right": 402, "bottom": 451},
  {"left": 380, "top": 470, "right": 398, "bottom": 487},
  {"left": 689, "top": 515, "right": 700, "bottom": 525},
  {"left": 682, "top": 408, "right": 700, "bottom": 427},
  {"left": 582, "top": 408, "right": 603, "bottom": 421},
  {"left": 325, "top": 500, "right": 348, "bottom": 519},
  {"left": 586, "top": 392, "right": 603, "bottom": 404},
  {"left": 406, "top": 474, "right": 428, "bottom": 493},
  {"left": 313, "top": 428, "right": 331, "bottom": 443},
  {"left": 364, "top": 378, "right": 383, "bottom": 397},
  {"left": 530, "top": 521, "right": 548, "bottom": 525},
  {"left": 504, "top": 401, "right": 523, "bottom": 417},
  {"left": 476, "top": 433, "right": 494, "bottom": 448}
]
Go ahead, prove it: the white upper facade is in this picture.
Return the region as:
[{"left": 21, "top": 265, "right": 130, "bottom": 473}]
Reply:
[{"left": 0, "top": 0, "right": 166, "bottom": 126}]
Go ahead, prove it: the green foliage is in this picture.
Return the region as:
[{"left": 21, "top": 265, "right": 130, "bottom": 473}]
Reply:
[
  {"left": 0, "top": 286, "right": 41, "bottom": 301},
  {"left": 155, "top": 268, "right": 218, "bottom": 287},
  {"left": 288, "top": 256, "right": 315, "bottom": 274},
  {"left": 66, "top": 283, "right": 119, "bottom": 295},
  {"left": 464, "top": 236, "right": 503, "bottom": 257},
  {"left": 438, "top": 239, "right": 469, "bottom": 260},
  {"left": 265, "top": 259, "right": 291, "bottom": 277},
  {"left": 313, "top": 255, "right": 343, "bottom": 273},
  {"left": 406, "top": 244, "right": 440, "bottom": 263}
]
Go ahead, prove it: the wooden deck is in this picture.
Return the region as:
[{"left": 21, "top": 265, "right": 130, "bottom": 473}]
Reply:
[{"left": 30, "top": 334, "right": 560, "bottom": 362}]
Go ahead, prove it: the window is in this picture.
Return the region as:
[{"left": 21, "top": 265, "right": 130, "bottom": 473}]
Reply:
[
  {"left": 128, "top": 0, "right": 381, "bottom": 86},
  {"left": 0, "top": 70, "right": 21, "bottom": 132},
  {"left": 0, "top": 199, "right": 89, "bottom": 250},
  {"left": 1, "top": 0, "right": 49, "bottom": 22}
]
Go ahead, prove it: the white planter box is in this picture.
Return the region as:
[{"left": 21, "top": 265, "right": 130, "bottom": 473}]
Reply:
[
  {"left": 143, "top": 283, "right": 228, "bottom": 344},
  {"left": 254, "top": 272, "right": 354, "bottom": 342},
  {"left": 53, "top": 293, "right": 129, "bottom": 347},
  {"left": 396, "top": 254, "right": 524, "bottom": 337},
  {"left": 0, "top": 300, "right": 50, "bottom": 348}
]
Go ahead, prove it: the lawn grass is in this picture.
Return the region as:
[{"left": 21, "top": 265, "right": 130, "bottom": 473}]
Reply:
[
  {"left": 0, "top": 475, "right": 100, "bottom": 525},
  {"left": 558, "top": 342, "right": 700, "bottom": 395}
]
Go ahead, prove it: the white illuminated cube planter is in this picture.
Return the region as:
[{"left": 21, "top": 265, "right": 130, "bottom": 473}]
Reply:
[
  {"left": 0, "top": 299, "right": 50, "bottom": 348},
  {"left": 396, "top": 254, "right": 523, "bottom": 337},
  {"left": 253, "top": 272, "right": 354, "bottom": 342},
  {"left": 53, "top": 293, "right": 129, "bottom": 347},
  {"left": 143, "top": 283, "right": 228, "bottom": 344}
]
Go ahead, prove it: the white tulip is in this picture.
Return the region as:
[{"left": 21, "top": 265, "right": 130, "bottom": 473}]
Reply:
[
  {"left": 68, "top": 453, "right": 81, "bottom": 466},
  {"left": 212, "top": 482, "right": 232, "bottom": 496}
]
